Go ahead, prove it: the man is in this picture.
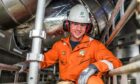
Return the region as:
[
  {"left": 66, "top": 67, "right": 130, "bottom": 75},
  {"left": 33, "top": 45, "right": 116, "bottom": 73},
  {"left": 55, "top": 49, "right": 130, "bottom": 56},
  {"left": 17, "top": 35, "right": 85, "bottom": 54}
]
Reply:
[{"left": 41, "top": 4, "right": 122, "bottom": 84}]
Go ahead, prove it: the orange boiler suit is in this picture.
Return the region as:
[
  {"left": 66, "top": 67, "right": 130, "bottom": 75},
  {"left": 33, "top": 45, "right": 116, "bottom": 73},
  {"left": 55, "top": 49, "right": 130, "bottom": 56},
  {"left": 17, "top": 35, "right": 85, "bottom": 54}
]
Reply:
[{"left": 41, "top": 35, "right": 122, "bottom": 84}]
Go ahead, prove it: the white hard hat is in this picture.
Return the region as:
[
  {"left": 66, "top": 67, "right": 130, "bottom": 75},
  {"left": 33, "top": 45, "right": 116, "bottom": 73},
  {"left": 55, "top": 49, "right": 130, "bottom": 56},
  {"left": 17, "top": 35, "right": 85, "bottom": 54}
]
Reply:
[{"left": 68, "top": 4, "right": 91, "bottom": 23}]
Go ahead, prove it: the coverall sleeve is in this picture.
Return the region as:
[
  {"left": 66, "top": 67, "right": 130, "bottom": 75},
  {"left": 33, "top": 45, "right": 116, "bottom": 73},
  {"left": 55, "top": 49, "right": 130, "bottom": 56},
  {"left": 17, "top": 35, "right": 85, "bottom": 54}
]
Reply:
[
  {"left": 93, "top": 40, "right": 122, "bottom": 72},
  {"left": 40, "top": 42, "right": 59, "bottom": 69}
]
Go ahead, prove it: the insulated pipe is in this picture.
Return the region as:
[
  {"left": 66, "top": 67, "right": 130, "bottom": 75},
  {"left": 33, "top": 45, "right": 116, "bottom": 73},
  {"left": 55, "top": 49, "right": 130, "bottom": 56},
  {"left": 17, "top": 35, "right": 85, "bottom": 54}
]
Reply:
[
  {"left": 27, "top": 0, "right": 48, "bottom": 84},
  {"left": 0, "top": 0, "right": 37, "bottom": 28}
]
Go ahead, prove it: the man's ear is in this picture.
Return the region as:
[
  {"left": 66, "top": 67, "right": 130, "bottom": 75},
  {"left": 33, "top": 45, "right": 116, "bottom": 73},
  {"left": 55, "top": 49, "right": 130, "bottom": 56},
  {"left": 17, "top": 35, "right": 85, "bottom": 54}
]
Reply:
[
  {"left": 86, "top": 23, "right": 93, "bottom": 33},
  {"left": 63, "top": 20, "right": 70, "bottom": 32}
]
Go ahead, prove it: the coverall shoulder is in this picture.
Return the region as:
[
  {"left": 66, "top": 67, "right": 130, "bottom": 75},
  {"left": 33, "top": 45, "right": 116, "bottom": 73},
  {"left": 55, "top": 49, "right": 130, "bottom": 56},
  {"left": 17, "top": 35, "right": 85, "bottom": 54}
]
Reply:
[{"left": 40, "top": 35, "right": 122, "bottom": 82}]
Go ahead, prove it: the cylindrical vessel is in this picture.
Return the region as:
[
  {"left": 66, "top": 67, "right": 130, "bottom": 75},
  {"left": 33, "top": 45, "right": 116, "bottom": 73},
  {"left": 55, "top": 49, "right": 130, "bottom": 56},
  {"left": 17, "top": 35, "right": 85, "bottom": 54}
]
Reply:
[{"left": 0, "top": 0, "right": 37, "bottom": 28}]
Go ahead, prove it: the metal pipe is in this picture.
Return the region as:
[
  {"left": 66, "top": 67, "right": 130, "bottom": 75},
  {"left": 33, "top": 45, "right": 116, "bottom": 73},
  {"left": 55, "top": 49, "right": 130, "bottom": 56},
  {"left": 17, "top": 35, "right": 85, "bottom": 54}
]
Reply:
[
  {"left": 107, "top": 77, "right": 111, "bottom": 84},
  {"left": 136, "top": 72, "right": 140, "bottom": 84},
  {"left": 120, "top": 2, "right": 125, "bottom": 17},
  {"left": 27, "top": 0, "right": 47, "bottom": 84},
  {"left": 0, "top": 63, "right": 19, "bottom": 71},
  {"left": 120, "top": 74, "right": 128, "bottom": 84},
  {"left": 109, "top": 61, "right": 140, "bottom": 76},
  {"left": 0, "top": 0, "right": 37, "bottom": 28},
  {"left": 105, "top": 0, "right": 138, "bottom": 46},
  {"left": 113, "top": 75, "right": 117, "bottom": 84},
  {"left": 100, "top": 0, "right": 125, "bottom": 41},
  {"left": 14, "top": 72, "right": 19, "bottom": 83}
]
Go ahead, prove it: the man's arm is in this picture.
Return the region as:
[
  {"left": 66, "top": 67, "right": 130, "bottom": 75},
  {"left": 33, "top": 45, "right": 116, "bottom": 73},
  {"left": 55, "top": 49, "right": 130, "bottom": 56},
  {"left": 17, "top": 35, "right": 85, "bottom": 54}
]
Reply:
[
  {"left": 78, "top": 64, "right": 98, "bottom": 84},
  {"left": 40, "top": 42, "right": 59, "bottom": 69},
  {"left": 92, "top": 40, "right": 122, "bottom": 72}
]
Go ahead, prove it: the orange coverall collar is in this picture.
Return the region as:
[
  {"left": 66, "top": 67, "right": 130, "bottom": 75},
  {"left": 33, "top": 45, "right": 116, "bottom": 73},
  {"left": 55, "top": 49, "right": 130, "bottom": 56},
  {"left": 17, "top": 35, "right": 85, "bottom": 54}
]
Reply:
[{"left": 61, "top": 35, "right": 91, "bottom": 44}]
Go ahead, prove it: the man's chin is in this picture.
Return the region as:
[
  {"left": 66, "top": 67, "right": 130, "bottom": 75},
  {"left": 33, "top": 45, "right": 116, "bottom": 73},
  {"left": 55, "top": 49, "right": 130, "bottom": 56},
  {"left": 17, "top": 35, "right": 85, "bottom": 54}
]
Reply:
[{"left": 74, "top": 35, "right": 83, "bottom": 39}]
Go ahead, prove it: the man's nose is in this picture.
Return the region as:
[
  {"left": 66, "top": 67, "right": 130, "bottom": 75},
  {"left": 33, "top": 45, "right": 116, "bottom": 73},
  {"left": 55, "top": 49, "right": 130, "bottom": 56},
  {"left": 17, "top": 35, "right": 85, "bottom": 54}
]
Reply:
[{"left": 76, "top": 24, "right": 82, "bottom": 30}]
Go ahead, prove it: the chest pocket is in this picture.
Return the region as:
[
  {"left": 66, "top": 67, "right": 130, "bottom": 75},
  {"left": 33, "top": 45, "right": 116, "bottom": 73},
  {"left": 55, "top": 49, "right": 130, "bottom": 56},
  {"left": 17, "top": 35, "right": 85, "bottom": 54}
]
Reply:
[
  {"left": 59, "top": 50, "right": 67, "bottom": 65},
  {"left": 77, "top": 49, "right": 91, "bottom": 65}
]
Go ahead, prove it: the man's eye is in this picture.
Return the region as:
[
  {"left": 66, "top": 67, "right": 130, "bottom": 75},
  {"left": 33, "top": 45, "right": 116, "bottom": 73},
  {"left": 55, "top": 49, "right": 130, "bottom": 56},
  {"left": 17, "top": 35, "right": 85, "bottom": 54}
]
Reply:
[
  {"left": 81, "top": 24, "right": 86, "bottom": 26},
  {"left": 71, "top": 22, "right": 86, "bottom": 26},
  {"left": 74, "top": 23, "right": 78, "bottom": 25}
]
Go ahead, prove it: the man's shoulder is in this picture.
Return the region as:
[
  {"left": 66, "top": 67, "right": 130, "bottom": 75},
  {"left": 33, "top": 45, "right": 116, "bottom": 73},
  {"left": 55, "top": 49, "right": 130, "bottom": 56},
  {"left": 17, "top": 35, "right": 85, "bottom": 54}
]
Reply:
[
  {"left": 90, "top": 38, "right": 102, "bottom": 44},
  {"left": 54, "top": 37, "right": 68, "bottom": 44}
]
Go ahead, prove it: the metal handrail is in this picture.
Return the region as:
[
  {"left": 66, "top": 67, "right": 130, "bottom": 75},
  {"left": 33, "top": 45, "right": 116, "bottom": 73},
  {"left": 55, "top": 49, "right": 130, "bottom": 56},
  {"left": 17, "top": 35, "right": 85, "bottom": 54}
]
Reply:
[
  {"left": 109, "top": 60, "right": 140, "bottom": 76},
  {"left": 0, "top": 63, "right": 19, "bottom": 71},
  {"left": 0, "top": 63, "right": 48, "bottom": 83}
]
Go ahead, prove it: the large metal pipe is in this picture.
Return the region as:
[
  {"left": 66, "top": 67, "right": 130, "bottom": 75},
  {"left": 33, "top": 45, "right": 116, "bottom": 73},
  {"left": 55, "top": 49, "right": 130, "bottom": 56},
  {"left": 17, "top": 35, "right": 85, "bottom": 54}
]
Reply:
[{"left": 0, "top": 0, "right": 37, "bottom": 28}]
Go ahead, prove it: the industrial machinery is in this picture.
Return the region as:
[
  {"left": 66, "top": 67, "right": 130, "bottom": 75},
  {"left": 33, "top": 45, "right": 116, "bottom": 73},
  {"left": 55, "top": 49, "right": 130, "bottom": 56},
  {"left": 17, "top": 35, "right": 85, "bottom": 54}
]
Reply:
[{"left": 0, "top": 0, "right": 140, "bottom": 84}]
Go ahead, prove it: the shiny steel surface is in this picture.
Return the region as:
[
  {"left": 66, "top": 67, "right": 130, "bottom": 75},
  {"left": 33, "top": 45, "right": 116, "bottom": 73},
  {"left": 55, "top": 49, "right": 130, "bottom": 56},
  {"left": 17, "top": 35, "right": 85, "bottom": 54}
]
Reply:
[
  {"left": 81, "top": 0, "right": 111, "bottom": 33},
  {"left": 97, "top": 0, "right": 114, "bottom": 19},
  {"left": 0, "top": 0, "right": 37, "bottom": 28},
  {"left": 20, "top": 0, "right": 37, "bottom": 15},
  {"left": 0, "top": 1, "right": 15, "bottom": 27}
]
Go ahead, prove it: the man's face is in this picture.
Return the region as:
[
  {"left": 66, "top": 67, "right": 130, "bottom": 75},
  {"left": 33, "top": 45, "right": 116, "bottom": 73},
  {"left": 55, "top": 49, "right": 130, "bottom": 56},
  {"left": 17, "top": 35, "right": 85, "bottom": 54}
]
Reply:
[{"left": 70, "top": 21, "right": 87, "bottom": 41}]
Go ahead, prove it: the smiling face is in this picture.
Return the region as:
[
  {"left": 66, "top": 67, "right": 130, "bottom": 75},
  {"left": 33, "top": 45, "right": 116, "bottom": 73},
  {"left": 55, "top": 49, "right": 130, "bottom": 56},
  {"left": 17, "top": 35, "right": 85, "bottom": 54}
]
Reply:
[{"left": 70, "top": 21, "right": 87, "bottom": 42}]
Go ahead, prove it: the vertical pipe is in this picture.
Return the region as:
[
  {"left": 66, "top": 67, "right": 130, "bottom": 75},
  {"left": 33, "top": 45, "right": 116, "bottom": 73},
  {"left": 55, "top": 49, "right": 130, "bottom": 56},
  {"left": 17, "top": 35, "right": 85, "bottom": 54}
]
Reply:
[
  {"left": 27, "top": 0, "right": 46, "bottom": 84},
  {"left": 14, "top": 72, "right": 19, "bottom": 83},
  {"left": 0, "top": 70, "right": 1, "bottom": 78},
  {"left": 113, "top": 75, "right": 117, "bottom": 84},
  {"left": 107, "top": 77, "right": 111, "bottom": 84},
  {"left": 120, "top": 74, "right": 128, "bottom": 84},
  {"left": 136, "top": 72, "right": 140, "bottom": 84},
  {"left": 53, "top": 64, "right": 56, "bottom": 75},
  {"left": 42, "top": 74, "right": 44, "bottom": 82}
]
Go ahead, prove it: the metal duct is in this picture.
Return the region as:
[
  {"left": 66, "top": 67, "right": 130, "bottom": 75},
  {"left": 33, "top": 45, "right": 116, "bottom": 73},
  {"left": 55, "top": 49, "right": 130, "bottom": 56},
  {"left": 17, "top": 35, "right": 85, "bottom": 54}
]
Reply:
[
  {"left": 0, "top": 0, "right": 37, "bottom": 29},
  {"left": 81, "top": 0, "right": 113, "bottom": 33},
  {"left": 0, "top": 29, "right": 27, "bottom": 64}
]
